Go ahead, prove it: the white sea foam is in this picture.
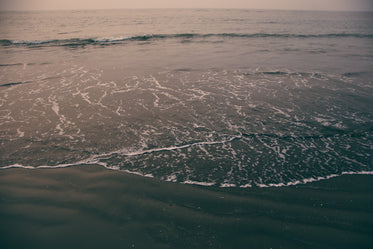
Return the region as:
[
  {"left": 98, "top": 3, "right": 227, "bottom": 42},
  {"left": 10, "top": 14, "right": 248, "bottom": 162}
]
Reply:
[
  {"left": 220, "top": 183, "right": 237, "bottom": 187},
  {"left": 255, "top": 171, "right": 373, "bottom": 188},
  {"left": 272, "top": 107, "right": 291, "bottom": 118},
  {"left": 1, "top": 134, "right": 242, "bottom": 171},
  {"left": 1, "top": 161, "right": 372, "bottom": 189},
  {"left": 166, "top": 174, "right": 178, "bottom": 182},
  {"left": 183, "top": 180, "right": 216, "bottom": 186},
  {"left": 16, "top": 128, "right": 25, "bottom": 137},
  {"left": 93, "top": 36, "right": 129, "bottom": 43},
  {"left": 50, "top": 99, "right": 59, "bottom": 116},
  {"left": 152, "top": 93, "right": 160, "bottom": 107},
  {"left": 112, "top": 134, "right": 243, "bottom": 157},
  {"left": 239, "top": 183, "right": 253, "bottom": 188},
  {"left": 122, "top": 170, "right": 154, "bottom": 178}
]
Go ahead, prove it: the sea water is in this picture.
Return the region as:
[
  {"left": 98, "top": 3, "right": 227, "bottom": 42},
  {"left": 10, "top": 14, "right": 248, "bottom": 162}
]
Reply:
[{"left": 0, "top": 9, "right": 372, "bottom": 187}]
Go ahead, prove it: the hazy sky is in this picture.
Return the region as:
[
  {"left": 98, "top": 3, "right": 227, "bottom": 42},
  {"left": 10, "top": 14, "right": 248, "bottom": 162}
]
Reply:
[{"left": 1, "top": 0, "right": 373, "bottom": 11}]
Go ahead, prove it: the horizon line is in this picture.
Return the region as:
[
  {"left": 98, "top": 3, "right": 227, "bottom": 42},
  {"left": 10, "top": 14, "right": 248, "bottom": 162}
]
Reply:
[{"left": 1, "top": 7, "right": 373, "bottom": 12}]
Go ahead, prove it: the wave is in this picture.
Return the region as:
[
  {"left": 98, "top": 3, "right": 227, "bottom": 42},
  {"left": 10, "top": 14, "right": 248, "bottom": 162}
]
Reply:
[
  {"left": 0, "top": 81, "right": 32, "bottom": 87},
  {"left": 0, "top": 63, "right": 24, "bottom": 67},
  {"left": 1, "top": 132, "right": 372, "bottom": 188},
  {"left": 1, "top": 32, "right": 372, "bottom": 47},
  {"left": 1, "top": 162, "right": 372, "bottom": 188}
]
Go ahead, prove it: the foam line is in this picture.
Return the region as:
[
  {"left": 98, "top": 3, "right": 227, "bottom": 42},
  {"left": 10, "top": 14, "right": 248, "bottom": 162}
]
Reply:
[
  {"left": 250, "top": 171, "right": 373, "bottom": 188},
  {"left": 111, "top": 134, "right": 243, "bottom": 157},
  {"left": 1, "top": 133, "right": 372, "bottom": 188},
  {"left": 1, "top": 162, "right": 372, "bottom": 189},
  {"left": 183, "top": 180, "right": 216, "bottom": 186},
  {"left": 0, "top": 134, "right": 243, "bottom": 170}
]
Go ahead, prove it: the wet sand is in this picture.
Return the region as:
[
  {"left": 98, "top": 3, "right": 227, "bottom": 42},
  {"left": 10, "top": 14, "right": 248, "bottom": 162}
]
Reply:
[{"left": 0, "top": 164, "right": 372, "bottom": 249}]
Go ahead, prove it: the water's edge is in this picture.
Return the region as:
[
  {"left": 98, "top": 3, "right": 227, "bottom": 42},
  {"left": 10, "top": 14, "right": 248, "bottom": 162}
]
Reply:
[{"left": 2, "top": 162, "right": 372, "bottom": 188}]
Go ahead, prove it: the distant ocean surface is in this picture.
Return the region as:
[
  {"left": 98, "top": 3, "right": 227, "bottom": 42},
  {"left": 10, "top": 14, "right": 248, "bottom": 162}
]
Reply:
[{"left": 1, "top": 9, "right": 372, "bottom": 187}]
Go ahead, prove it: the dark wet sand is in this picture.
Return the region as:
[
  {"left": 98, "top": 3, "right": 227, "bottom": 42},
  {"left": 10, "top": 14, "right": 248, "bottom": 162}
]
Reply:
[{"left": 0, "top": 165, "right": 372, "bottom": 249}]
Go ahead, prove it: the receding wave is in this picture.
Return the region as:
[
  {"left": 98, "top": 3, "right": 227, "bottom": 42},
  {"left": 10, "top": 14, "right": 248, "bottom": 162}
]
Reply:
[
  {"left": 1, "top": 32, "right": 372, "bottom": 47},
  {"left": 1, "top": 131, "right": 372, "bottom": 188},
  {"left": 2, "top": 162, "right": 372, "bottom": 188}
]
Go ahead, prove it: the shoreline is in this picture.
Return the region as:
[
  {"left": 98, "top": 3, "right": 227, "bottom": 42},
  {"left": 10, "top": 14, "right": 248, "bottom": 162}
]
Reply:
[
  {"left": 0, "top": 164, "right": 372, "bottom": 249},
  {"left": 2, "top": 163, "right": 373, "bottom": 188}
]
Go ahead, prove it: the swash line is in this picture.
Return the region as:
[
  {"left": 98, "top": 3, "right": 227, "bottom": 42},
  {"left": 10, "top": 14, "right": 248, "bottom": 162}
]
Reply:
[
  {"left": 1, "top": 133, "right": 372, "bottom": 188},
  {"left": 1, "top": 163, "right": 372, "bottom": 189}
]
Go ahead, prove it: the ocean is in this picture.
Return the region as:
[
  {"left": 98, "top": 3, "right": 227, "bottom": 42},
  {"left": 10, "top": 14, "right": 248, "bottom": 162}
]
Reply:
[{"left": 1, "top": 9, "right": 373, "bottom": 187}]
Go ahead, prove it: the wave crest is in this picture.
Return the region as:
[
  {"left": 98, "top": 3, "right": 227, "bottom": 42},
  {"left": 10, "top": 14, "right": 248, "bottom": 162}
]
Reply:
[{"left": 1, "top": 32, "right": 372, "bottom": 48}]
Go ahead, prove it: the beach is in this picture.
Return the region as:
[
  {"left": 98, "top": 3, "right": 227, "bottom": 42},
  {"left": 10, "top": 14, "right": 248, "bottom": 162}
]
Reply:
[
  {"left": 1, "top": 164, "right": 372, "bottom": 249},
  {"left": 1, "top": 9, "right": 373, "bottom": 249}
]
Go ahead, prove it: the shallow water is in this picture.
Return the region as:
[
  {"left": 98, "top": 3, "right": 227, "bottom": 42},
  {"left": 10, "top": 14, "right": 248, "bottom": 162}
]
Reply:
[{"left": 1, "top": 9, "right": 372, "bottom": 187}]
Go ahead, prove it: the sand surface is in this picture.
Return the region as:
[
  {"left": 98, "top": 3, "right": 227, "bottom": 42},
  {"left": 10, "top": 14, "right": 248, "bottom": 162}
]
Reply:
[{"left": 0, "top": 164, "right": 372, "bottom": 249}]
